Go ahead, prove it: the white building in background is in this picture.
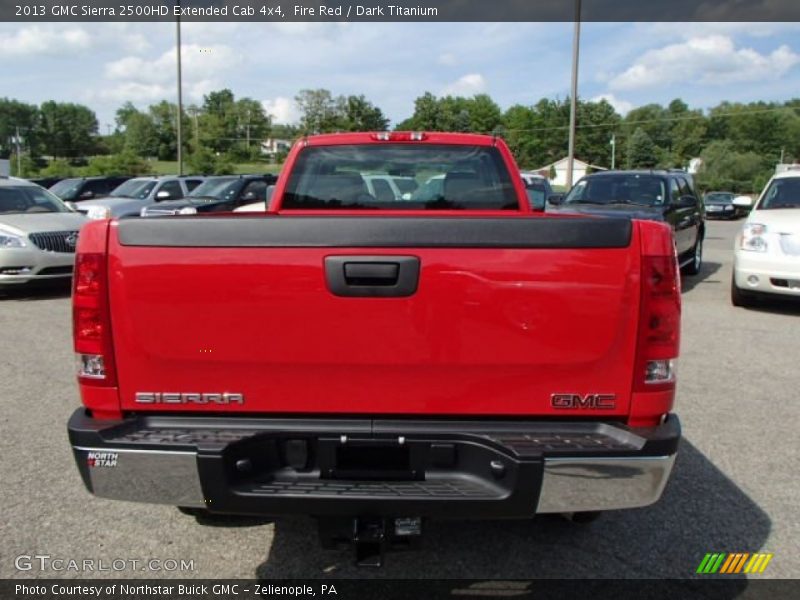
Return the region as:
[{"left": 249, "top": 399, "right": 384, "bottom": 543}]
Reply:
[
  {"left": 535, "top": 157, "right": 607, "bottom": 188},
  {"left": 260, "top": 138, "right": 292, "bottom": 158},
  {"left": 688, "top": 158, "right": 703, "bottom": 174}
]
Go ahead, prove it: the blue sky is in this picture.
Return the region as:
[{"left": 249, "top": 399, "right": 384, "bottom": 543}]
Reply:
[{"left": 1, "top": 21, "right": 799, "bottom": 130}]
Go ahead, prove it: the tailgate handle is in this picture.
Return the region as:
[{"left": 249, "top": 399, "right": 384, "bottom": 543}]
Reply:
[
  {"left": 325, "top": 256, "right": 420, "bottom": 297},
  {"left": 344, "top": 262, "right": 399, "bottom": 285}
]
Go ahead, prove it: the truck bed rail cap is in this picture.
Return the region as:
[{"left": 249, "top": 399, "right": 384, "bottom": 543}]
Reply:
[{"left": 116, "top": 216, "right": 633, "bottom": 249}]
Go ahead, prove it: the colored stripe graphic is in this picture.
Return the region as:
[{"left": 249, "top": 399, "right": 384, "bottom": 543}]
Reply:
[
  {"left": 710, "top": 553, "right": 726, "bottom": 573},
  {"left": 720, "top": 554, "right": 737, "bottom": 573},
  {"left": 697, "top": 553, "right": 713, "bottom": 574},
  {"left": 700, "top": 552, "right": 773, "bottom": 574}
]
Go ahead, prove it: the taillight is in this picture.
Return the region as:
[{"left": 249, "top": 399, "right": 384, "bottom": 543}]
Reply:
[
  {"left": 73, "top": 251, "right": 116, "bottom": 386},
  {"left": 634, "top": 254, "right": 681, "bottom": 392}
]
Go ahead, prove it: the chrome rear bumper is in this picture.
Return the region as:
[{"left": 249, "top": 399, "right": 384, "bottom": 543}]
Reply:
[{"left": 69, "top": 410, "right": 679, "bottom": 516}]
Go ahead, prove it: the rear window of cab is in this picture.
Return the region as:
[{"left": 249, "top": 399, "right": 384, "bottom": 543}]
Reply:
[{"left": 281, "top": 144, "right": 519, "bottom": 210}]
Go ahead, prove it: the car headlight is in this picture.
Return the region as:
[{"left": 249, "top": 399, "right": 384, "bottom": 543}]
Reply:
[
  {"left": 741, "top": 223, "right": 768, "bottom": 252},
  {"left": 178, "top": 207, "right": 197, "bottom": 215},
  {"left": 86, "top": 206, "right": 111, "bottom": 220},
  {"left": 0, "top": 228, "right": 26, "bottom": 248}
]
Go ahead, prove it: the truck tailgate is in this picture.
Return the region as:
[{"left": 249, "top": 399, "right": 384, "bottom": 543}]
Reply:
[{"left": 108, "top": 216, "right": 641, "bottom": 417}]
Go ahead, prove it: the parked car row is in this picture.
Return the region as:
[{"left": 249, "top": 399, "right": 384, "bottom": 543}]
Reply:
[{"left": 5, "top": 155, "right": 797, "bottom": 307}]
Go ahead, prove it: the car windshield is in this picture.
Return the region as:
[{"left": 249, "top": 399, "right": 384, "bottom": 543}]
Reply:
[
  {"left": 757, "top": 178, "right": 800, "bottom": 210},
  {"left": 0, "top": 186, "right": 71, "bottom": 214},
  {"left": 110, "top": 179, "right": 157, "bottom": 199},
  {"left": 188, "top": 178, "right": 242, "bottom": 201},
  {"left": 49, "top": 178, "right": 82, "bottom": 199},
  {"left": 565, "top": 174, "right": 666, "bottom": 206},
  {"left": 282, "top": 144, "right": 519, "bottom": 210},
  {"left": 705, "top": 193, "right": 734, "bottom": 203}
]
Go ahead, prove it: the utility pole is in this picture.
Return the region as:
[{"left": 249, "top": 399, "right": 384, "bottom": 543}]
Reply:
[
  {"left": 176, "top": 6, "right": 184, "bottom": 175},
  {"left": 246, "top": 108, "right": 251, "bottom": 149},
  {"left": 188, "top": 106, "right": 200, "bottom": 150},
  {"left": 610, "top": 133, "right": 616, "bottom": 170},
  {"left": 566, "top": 0, "right": 581, "bottom": 190},
  {"left": 14, "top": 126, "right": 22, "bottom": 176}
]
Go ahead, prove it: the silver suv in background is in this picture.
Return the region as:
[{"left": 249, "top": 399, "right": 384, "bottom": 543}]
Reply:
[
  {"left": 0, "top": 177, "right": 87, "bottom": 288},
  {"left": 75, "top": 175, "right": 205, "bottom": 219}
]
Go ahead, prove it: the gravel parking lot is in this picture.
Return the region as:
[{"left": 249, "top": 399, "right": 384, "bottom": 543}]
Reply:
[{"left": 1, "top": 218, "right": 798, "bottom": 582}]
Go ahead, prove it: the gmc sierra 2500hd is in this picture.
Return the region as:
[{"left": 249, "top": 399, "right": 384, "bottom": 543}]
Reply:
[{"left": 68, "top": 132, "right": 681, "bottom": 566}]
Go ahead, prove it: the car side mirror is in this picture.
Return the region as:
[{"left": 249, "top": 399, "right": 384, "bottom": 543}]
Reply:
[
  {"left": 156, "top": 190, "right": 171, "bottom": 200},
  {"left": 547, "top": 194, "right": 564, "bottom": 206},
  {"left": 733, "top": 195, "right": 753, "bottom": 208},
  {"left": 79, "top": 191, "right": 94, "bottom": 200},
  {"left": 675, "top": 195, "right": 696, "bottom": 208}
]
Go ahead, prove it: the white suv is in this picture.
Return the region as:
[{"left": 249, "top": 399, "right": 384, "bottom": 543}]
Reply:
[{"left": 732, "top": 170, "right": 800, "bottom": 306}]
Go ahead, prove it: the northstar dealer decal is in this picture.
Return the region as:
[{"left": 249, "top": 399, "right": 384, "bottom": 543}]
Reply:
[{"left": 86, "top": 451, "right": 118, "bottom": 468}]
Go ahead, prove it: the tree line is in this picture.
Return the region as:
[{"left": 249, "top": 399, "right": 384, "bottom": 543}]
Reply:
[{"left": 2, "top": 90, "right": 799, "bottom": 193}]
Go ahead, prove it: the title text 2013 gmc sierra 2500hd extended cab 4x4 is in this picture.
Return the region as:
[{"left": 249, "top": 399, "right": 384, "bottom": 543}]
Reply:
[{"left": 68, "top": 132, "right": 681, "bottom": 566}]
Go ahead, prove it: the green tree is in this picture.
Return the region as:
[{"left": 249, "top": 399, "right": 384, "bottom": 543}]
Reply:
[
  {"left": 502, "top": 104, "right": 538, "bottom": 167},
  {"left": 0, "top": 98, "right": 40, "bottom": 159},
  {"left": 295, "top": 89, "right": 344, "bottom": 133},
  {"left": 467, "top": 94, "right": 503, "bottom": 133},
  {"left": 396, "top": 92, "right": 440, "bottom": 130},
  {"left": 37, "top": 101, "right": 98, "bottom": 159},
  {"left": 575, "top": 98, "right": 621, "bottom": 168},
  {"left": 626, "top": 127, "right": 658, "bottom": 168},
  {"left": 40, "top": 159, "right": 76, "bottom": 177},
  {"left": 123, "top": 111, "right": 159, "bottom": 158},
  {"left": 696, "top": 140, "right": 770, "bottom": 193},
  {"left": 84, "top": 151, "right": 150, "bottom": 176},
  {"left": 667, "top": 98, "right": 707, "bottom": 163},
  {"left": 187, "top": 147, "right": 234, "bottom": 176},
  {"left": 340, "top": 95, "right": 389, "bottom": 131}
]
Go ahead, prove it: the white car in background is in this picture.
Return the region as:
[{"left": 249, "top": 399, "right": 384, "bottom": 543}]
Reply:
[
  {"left": 0, "top": 177, "right": 87, "bottom": 288},
  {"left": 732, "top": 170, "right": 800, "bottom": 306},
  {"left": 234, "top": 201, "right": 267, "bottom": 212}
]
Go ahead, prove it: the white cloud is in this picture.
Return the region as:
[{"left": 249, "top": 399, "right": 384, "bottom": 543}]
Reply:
[
  {"left": 262, "top": 97, "right": 300, "bottom": 124},
  {"left": 95, "top": 82, "right": 169, "bottom": 103},
  {"left": 441, "top": 73, "right": 486, "bottom": 96},
  {"left": 438, "top": 52, "right": 457, "bottom": 66},
  {"left": 105, "top": 44, "right": 239, "bottom": 84},
  {"left": 610, "top": 35, "right": 800, "bottom": 91},
  {"left": 0, "top": 26, "right": 91, "bottom": 56},
  {"left": 591, "top": 94, "right": 634, "bottom": 115}
]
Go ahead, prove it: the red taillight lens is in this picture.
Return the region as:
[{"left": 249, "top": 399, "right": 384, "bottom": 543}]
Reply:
[
  {"left": 75, "top": 253, "right": 102, "bottom": 295},
  {"left": 634, "top": 254, "right": 681, "bottom": 391},
  {"left": 73, "top": 252, "right": 116, "bottom": 386}
]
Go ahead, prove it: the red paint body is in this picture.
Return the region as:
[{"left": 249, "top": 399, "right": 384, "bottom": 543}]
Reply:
[{"left": 74, "top": 133, "right": 679, "bottom": 425}]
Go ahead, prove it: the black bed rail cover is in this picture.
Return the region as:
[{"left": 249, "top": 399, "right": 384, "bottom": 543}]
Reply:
[{"left": 116, "top": 216, "right": 633, "bottom": 249}]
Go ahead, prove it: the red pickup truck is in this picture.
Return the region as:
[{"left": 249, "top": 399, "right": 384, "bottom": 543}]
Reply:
[{"left": 68, "top": 132, "right": 681, "bottom": 565}]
